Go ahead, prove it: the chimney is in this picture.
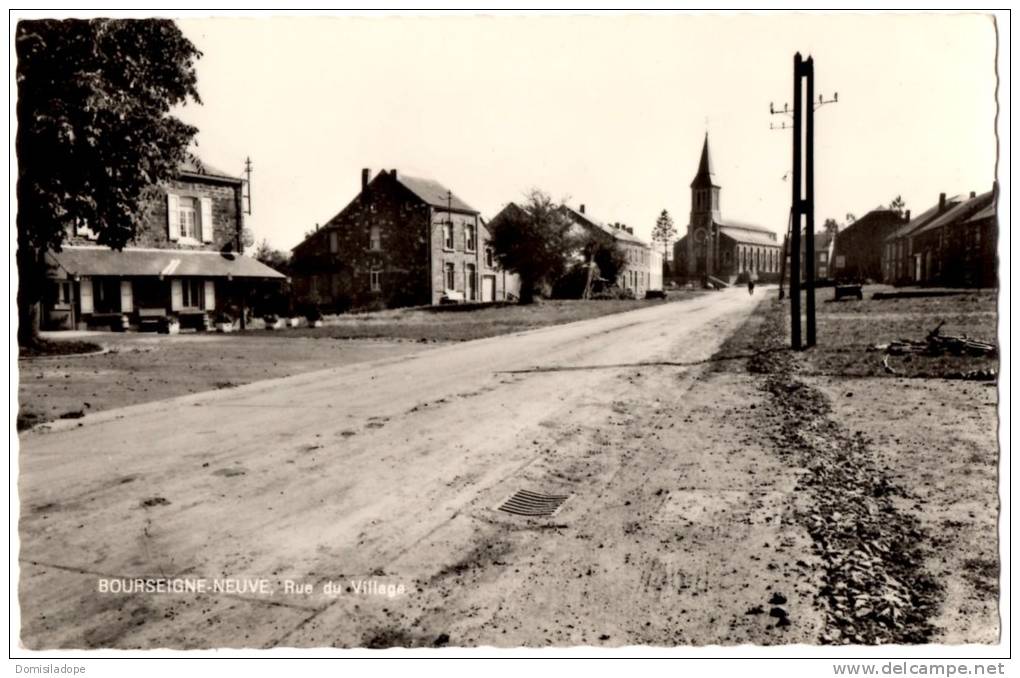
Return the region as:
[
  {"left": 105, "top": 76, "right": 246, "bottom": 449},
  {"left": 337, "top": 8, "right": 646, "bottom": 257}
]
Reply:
[
  {"left": 579, "top": 204, "right": 586, "bottom": 214},
  {"left": 970, "top": 191, "right": 976, "bottom": 199},
  {"left": 361, "top": 168, "right": 371, "bottom": 191},
  {"left": 904, "top": 209, "right": 911, "bottom": 222},
  {"left": 391, "top": 169, "right": 398, "bottom": 179},
  {"left": 938, "top": 192, "right": 947, "bottom": 212}
]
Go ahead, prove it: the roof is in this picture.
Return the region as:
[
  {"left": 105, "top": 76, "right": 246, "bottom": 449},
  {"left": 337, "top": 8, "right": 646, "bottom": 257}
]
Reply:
[
  {"left": 718, "top": 226, "right": 780, "bottom": 247},
  {"left": 560, "top": 205, "right": 649, "bottom": 247},
  {"left": 966, "top": 203, "right": 996, "bottom": 224},
  {"left": 178, "top": 155, "right": 242, "bottom": 184},
  {"left": 394, "top": 173, "right": 477, "bottom": 214},
  {"left": 715, "top": 218, "right": 775, "bottom": 236},
  {"left": 911, "top": 190, "right": 994, "bottom": 238},
  {"left": 690, "top": 134, "right": 719, "bottom": 189},
  {"left": 886, "top": 196, "right": 964, "bottom": 241},
  {"left": 46, "top": 246, "right": 286, "bottom": 279}
]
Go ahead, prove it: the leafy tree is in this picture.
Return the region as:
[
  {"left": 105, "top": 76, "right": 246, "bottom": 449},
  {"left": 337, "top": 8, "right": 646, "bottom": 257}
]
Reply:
[
  {"left": 585, "top": 231, "right": 627, "bottom": 286},
  {"left": 488, "top": 190, "right": 577, "bottom": 304},
  {"left": 845, "top": 212, "right": 857, "bottom": 225},
  {"left": 16, "top": 19, "right": 202, "bottom": 345},
  {"left": 823, "top": 218, "right": 840, "bottom": 235},
  {"left": 651, "top": 209, "right": 677, "bottom": 269},
  {"left": 253, "top": 239, "right": 291, "bottom": 275},
  {"left": 888, "top": 195, "right": 907, "bottom": 217}
]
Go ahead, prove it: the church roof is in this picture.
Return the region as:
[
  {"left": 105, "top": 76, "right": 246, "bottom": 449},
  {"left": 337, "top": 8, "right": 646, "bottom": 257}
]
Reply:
[
  {"left": 690, "top": 133, "right": 719, "bottom": 189},
  {"left": 718, "top": 226, "right": 781, "bottom": 247}
]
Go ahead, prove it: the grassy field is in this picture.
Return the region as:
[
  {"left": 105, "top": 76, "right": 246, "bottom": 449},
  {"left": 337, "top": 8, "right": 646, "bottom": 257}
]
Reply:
[
  {"left": 18, "top": 294, "right": 702, "bottom": 430},
  {"left": 249, "top": 292, "right": 705, "bottom": 343},
  {"left": 800, "top": 286, "right": 998, "bottom": 378}
]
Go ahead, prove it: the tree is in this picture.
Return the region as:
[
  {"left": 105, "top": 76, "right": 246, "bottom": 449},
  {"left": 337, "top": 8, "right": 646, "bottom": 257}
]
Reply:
[
  {"left": 16, "top": 19, "right": 202, "bottom": 345},
  {"left": 253, "top": 239, "right": 291, "bottom": 275},
  {"left": 845, "top": 212, "right": 857, "bottom": 225},
  {"left": 888, "top": 195, "right": 907, "bottom": 217},
  {"left": 488, "top": 190, "right": 577, "bottom": 304},
  {"left": 823, "top": 218, "right": 840, "bottom": 236},
  {"left": 651, "top": 209, "right": 676, "bottom": 271}
]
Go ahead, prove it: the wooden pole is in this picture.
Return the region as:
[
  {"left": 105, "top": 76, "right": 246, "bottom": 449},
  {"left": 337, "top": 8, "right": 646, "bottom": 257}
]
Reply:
[
  {"left": 790, "top": 52, "right": 803, "bottom": 351},
  {"left": 805, "top": 56, "right": 817, "bottom": 347}
]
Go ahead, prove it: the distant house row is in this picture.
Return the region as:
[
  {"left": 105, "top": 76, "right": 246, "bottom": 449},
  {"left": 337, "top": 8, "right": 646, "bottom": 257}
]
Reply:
[
  {"left": 832, "top": 187, "right": 997, "bottom": 287},
  {"left": 289, "top": 168, "right": 664, "bottom": 310}
]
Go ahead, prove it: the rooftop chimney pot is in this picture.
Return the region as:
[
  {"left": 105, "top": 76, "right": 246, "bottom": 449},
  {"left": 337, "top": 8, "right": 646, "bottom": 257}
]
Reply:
[
  {"left": 970, "top": 191, "right": 976, "bottom": 199},
  {"left": 580, "top": 204, "right": 585, "bottom": 214},
  {"left": 391, "top": 169, "right": 398, "bottom": 179},
  {"left": 904, "top": 209, "right": 911, "bottom": 222},
  {"left": 939, "top": 192, "right": 947, "bottom": 212},
  {"left": 361, "top": 168, "right": 371, "bottom": 190}
]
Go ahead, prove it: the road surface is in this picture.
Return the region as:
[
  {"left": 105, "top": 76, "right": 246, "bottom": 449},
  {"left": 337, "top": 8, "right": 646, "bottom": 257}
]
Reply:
[{"left": 19, "top": 288, "right": 822, "bottom": 648}]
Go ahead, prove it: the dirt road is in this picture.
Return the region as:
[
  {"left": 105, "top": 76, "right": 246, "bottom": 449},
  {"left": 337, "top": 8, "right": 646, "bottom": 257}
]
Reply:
[{"left": 19, "top": 288, "right": 823, "bottom": 648}]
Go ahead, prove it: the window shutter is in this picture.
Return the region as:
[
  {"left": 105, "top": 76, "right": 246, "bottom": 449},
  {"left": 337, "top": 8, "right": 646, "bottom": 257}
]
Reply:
[
  {"left": 170, "top": 279, "right": 183, "bottom": 311},
  {"left": 167, "top": 193, "right": 181, "bottom": 241},
  {"left": 120, "top": 280, "right": 134, "bottom": 313},
  {"left": 203, "top": 280, "right": 215, "bottom": 310},
  {"left": 200, "top": 197, "right": 214, "bottom": 243},
  {"left": 79, "top": 277, "right": 94, "bottom": 314}
]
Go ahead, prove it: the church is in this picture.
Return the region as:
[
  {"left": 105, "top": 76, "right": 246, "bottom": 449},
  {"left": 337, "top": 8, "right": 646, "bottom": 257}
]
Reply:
[{"left": 673, "top": 134, "right": 783, "bottom": 286}]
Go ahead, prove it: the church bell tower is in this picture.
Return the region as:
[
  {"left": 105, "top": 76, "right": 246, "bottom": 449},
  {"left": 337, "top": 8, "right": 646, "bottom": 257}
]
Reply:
[{"left": 687, "top": 133, "right": 721, "bottom": 278}]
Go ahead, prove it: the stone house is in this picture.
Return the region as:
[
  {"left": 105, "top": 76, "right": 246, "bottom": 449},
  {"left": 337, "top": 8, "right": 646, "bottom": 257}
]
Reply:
[
  {"left": 831, "top": 208, "right": 909, "bottom": 283},
  {"left": 881, "top": 189, "right": 996, "bottom": 287},
  {"left": 290, "top": 169, "right": 517, "bottom": 310},
  {"left": 43, "top": 158, "right": 285, "bottom": 331},
  {"left": 559, "top": 204, "right": 660, "bottom": 298},
  {"left": 674, "top": 134, "right": 783, "bottom": 285}
]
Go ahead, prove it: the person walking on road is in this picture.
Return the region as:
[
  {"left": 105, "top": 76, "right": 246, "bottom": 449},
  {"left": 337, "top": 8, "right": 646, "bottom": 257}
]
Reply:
[{"left": 747, "top": 277, "right": 755, "bottom": 295}]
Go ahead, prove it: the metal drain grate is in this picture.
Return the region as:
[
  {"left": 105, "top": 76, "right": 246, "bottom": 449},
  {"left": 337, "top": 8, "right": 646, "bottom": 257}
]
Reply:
[{"left": 497, "top": 489, "right": 571, "bottom": 517}]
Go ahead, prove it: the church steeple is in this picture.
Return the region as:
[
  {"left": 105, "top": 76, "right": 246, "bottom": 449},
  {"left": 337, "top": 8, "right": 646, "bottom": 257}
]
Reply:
[{"left": 690, "top": 133, "right": 719, "bottom": 189}]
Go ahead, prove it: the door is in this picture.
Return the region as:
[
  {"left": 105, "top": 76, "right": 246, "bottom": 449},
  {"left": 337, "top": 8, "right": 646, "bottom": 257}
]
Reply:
[{"left": 482, "top": 275, "right": 495, "bottom": 302}]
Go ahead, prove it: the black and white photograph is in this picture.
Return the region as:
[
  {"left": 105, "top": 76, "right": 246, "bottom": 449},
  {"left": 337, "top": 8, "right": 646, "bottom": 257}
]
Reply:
[{"left": 9, "top": 8, "right": 1009, "bottom": 668}]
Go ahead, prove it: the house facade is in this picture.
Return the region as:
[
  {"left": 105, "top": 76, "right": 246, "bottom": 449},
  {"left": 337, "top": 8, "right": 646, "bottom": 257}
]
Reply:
[
  {"left": 291, "top": 169, "right": 518, "bottom": 310},
  {"left": 43, "top": 158, "right": 285, "bottom": 331},
  {"left": 674, "top": 134, "right": 783, "bottom": 285},
  {"left": 559, "top": 204, "right": 661, "bottom": 297},
  {"left": 881, "top": 189, "right": 996, "bottom": 287},
  {"left": 831, "top": 209, "right": 909, "bottom": 282}
]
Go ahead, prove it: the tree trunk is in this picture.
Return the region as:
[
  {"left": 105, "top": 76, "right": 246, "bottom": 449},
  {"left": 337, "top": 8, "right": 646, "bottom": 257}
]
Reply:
[
  {"left": 518, "top": 277, "right": 536, "bottom": 305},
  {"left": 17, "top": 244, "right": 45, "bottom": 347}
]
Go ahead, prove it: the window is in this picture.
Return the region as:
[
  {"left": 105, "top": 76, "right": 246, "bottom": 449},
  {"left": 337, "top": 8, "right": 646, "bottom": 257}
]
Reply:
[
  {"left": 329, "top": 231, "right": 339, "bottom": 253},
  {"left": 819, "top": 251, "right": 828, "bottom": 263},
  {"left": 443, "top": 223, "right": 454, "bottom": 250},
  {"left": 369, "top": 226, "right": 382, "bottom": 251},
  {"left": 465, "top": 224, "right": 476, "bottom": 252},
  {"left": 181, "top": 279, "right": 204, "bottom": 309},
  {"left": 370, "top": 269, "right": 382, "bottom": 292},
  {"left": 445, "top": 262, "right": 456, "bottom": 290},
  {"left": 485, "top": 248, "right": 495, "bottom": 268},
  {"left": 179, "top": 197, "right": 201, "bottom": 241}
]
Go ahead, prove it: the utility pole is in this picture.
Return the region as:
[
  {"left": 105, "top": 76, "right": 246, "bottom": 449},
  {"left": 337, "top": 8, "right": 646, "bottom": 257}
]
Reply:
[
  {"left": 243, "top": 157, "right": 253, "bottom": 215},
  {"left": 770, "top": 53, "right": 838, "bottom": 350}
]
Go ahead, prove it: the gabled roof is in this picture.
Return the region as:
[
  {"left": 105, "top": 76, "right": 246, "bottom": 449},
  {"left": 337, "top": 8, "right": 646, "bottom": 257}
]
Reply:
[
  {"left": 886, "top": 196, "right": 964, "bottom": 241},
  {"left": 718, "top": 226, "right": 780, "bottom": 247},
  {"left": 178, "top": 155, "right": 242, "bottom": 184},
  {"left": 911, "top": 190, "right": 994, "bottom": 238},
  {"left": 690, "top": 134, "right": 719, "bottom": 189},
  {"left": 394, "top": 173, "right": 477, "bottom": 214},
  {"left": 560, "top": 205, "right": 649, "bottom": 247},
  {"left": 715, "top": 218, "right": 775, "bottom": 237},
  {"left": 966, "top": 203, "right": 996, "bottom": 224}
]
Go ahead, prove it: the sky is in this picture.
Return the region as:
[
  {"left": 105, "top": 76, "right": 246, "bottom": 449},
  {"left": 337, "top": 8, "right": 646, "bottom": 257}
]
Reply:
[{"left": 173, "top": 12, "right": 999, "bottom": 253}]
